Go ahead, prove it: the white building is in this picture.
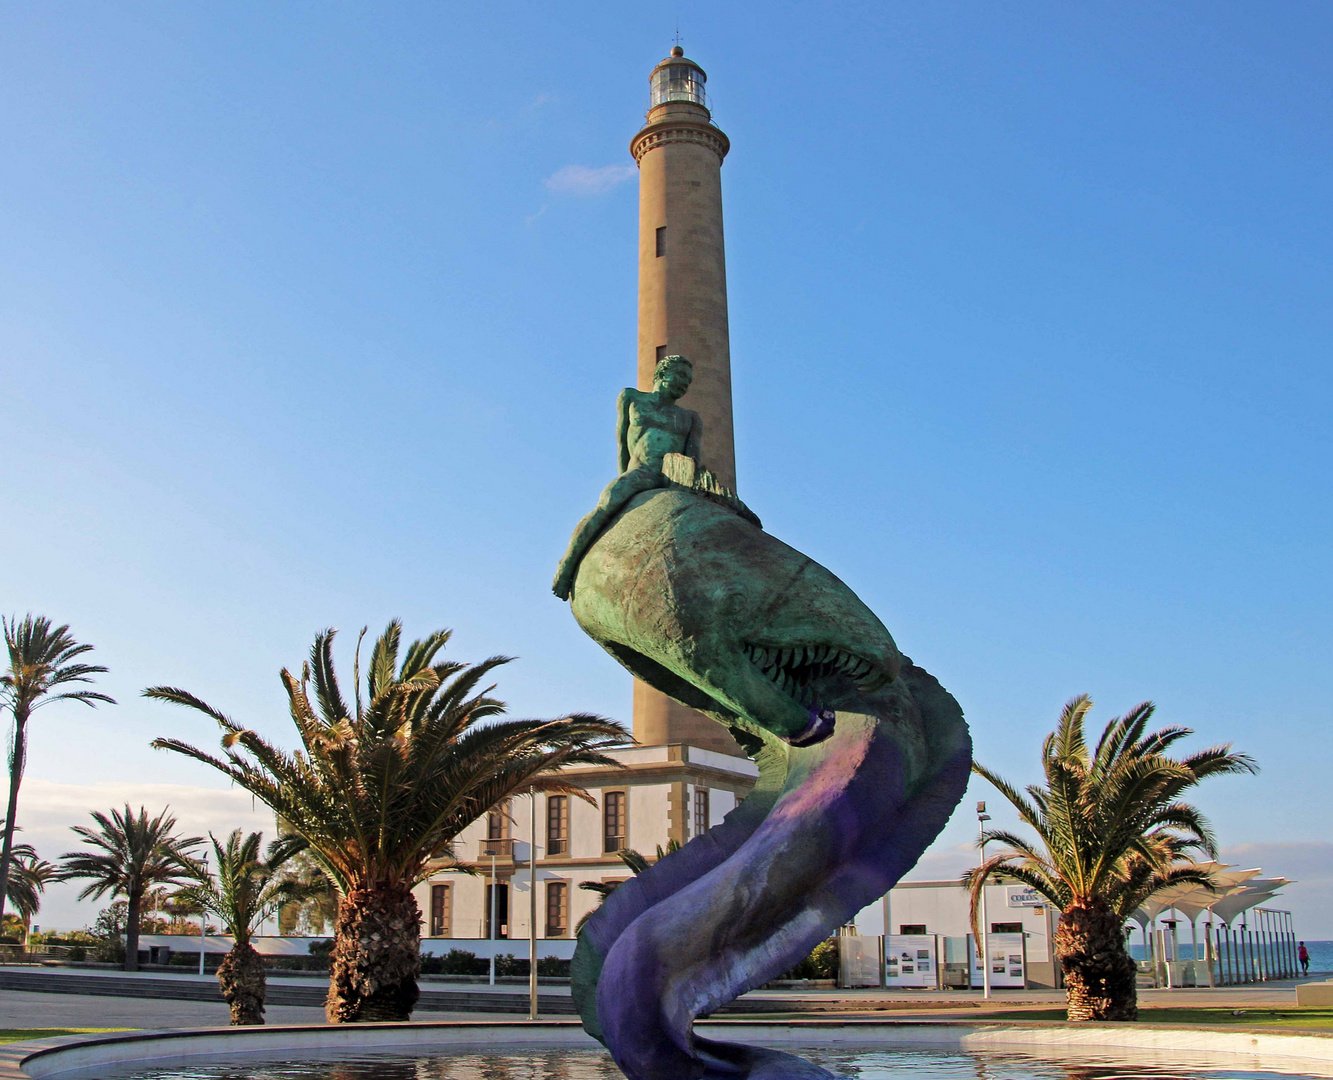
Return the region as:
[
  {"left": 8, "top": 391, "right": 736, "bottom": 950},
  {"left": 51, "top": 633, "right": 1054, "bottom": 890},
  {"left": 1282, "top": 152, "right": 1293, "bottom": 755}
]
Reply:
[
  {"left": 846, "top": 879, "right": 1062, "bottom": 989},
  {"left": 412, "top": 745, "right": 758, "bottom": 960}
]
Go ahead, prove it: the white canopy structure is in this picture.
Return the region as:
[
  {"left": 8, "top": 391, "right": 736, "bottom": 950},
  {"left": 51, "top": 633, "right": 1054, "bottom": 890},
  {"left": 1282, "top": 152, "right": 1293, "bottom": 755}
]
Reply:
[{"left": 1130, "top": 865, "right": 1295, "bottom": 987}]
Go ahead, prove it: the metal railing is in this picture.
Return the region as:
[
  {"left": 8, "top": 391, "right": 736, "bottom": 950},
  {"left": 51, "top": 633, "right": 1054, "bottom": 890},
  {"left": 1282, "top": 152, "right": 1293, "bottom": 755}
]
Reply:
[{"left": 478, "top": 837, "right": 515, "bottom": 860}]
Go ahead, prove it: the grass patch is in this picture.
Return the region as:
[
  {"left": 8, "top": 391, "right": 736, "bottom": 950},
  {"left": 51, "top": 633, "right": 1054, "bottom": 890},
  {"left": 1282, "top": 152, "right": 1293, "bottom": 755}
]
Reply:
[
  {"left": 983, "top": 1008, "right": 1333, "bottom": 1030},
  {"left": 0, "top": 1029, "right": 132, "bottom": 1045}
]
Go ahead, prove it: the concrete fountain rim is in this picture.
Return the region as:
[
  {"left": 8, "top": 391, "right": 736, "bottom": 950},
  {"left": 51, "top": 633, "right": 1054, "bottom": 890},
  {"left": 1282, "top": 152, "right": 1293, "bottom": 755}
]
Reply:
[{"left": 6, "top": 1018, "right": 1333, "bottom": 1079}]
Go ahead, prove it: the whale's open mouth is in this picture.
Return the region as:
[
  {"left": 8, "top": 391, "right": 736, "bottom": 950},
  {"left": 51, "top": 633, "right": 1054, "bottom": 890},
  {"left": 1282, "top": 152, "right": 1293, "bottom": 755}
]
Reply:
[{"left": 743, "top": 643, "right": 891, "bottom": 707}]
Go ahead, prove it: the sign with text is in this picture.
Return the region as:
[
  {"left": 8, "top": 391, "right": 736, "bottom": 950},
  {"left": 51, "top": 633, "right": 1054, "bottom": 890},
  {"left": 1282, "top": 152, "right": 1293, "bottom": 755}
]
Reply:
[
  {"left": 971, "top": 932, "right": 1026, "bottom": 988},
  {"left": 1007, "top": 886, "right": 1044, "bottom": 908}
]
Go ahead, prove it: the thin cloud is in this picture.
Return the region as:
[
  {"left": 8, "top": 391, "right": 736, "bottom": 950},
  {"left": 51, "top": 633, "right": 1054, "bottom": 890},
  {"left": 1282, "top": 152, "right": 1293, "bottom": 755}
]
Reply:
[{"left": 543, "top": 163, "right": 636, "bottom": 196}]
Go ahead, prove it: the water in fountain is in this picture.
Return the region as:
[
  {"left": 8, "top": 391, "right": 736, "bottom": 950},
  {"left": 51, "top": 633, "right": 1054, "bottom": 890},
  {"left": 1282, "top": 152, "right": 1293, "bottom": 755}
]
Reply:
[{"left": 96, "top": 1047, "right": 1332, "bottom": 1080}]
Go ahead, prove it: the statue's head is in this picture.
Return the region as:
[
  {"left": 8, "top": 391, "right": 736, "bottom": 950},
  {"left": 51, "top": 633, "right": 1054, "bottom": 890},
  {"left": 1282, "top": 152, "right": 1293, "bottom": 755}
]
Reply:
[{"left": 653, "top": 355, "right": 692, "bottom": 400}]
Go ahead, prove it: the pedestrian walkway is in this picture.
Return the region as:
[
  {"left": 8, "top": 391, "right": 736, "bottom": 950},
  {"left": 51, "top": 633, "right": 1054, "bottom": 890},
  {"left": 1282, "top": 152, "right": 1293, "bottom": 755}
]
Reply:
[
  {"left": 4, "top": 965, "right": 1329, "bottom": 1032},
  {"left": 0, "top": 967, "right": 575, "bottom": 1015}
]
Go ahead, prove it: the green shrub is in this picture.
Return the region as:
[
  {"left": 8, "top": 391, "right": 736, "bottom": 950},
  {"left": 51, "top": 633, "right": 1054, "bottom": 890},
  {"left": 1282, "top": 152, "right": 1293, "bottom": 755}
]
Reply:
[
  {"left": 779, "top": 938, "right": 838, "bottom": 980},
  {"left": 537, "top": 956, "right": 570, "bottom": 977},
  {"left": 420, "top": 948, "right": 488, "bottom": 976},
  {"left": 416, "top": 950, "right": 571, "bottom": 977}
]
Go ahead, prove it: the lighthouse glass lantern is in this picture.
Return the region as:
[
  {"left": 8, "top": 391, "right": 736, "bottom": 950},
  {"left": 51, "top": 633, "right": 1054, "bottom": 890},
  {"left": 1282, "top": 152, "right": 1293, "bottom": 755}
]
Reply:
[{"left": 650, "top": 57, "right": 707, "bottom": 109}]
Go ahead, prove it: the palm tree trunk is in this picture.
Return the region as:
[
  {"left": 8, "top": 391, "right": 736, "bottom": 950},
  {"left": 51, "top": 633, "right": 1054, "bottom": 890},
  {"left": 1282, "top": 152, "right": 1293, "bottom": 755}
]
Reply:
[
  {"left": 124, "top": 888, "right": 142, "bottom": 972},
  {"left": 325, "top": 882, "right": 421, "bottom": 1023},
  {"left": 0, "top": 714, "right": 27, "bottom": 926},
  {"left": 218, "top": 941, "right": 267, "bottom": 1025},
  {"left": 1055, "top": 898, "right": 1138, "bottom": 1021}
]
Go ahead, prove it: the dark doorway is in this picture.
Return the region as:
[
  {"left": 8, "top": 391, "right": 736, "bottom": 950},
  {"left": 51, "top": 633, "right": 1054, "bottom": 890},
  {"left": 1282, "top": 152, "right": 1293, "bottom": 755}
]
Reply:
[{"left": 485, "top": 882, "right": 510, "bottom": 939}]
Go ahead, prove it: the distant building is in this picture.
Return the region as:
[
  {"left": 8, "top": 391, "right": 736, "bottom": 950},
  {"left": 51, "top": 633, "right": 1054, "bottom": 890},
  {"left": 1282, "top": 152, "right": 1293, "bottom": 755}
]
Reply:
[
  {"left": 844, "top": 879, "right": 1062, "bottom": 990},
  {"left": 412, "top": 746, "right": 757, "bottom": 959}
]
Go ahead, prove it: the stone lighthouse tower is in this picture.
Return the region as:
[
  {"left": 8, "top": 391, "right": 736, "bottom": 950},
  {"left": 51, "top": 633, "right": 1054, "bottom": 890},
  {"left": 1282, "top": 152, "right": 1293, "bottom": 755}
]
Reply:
[{"left": 630, "top": 47, "right": 744, "bottom": 756}]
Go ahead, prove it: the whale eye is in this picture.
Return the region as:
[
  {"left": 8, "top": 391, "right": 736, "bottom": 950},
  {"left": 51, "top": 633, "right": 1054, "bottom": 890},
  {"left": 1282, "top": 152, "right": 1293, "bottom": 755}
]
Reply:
[{"left": 788, "top": 707, "right": 836, "bottom": 747}]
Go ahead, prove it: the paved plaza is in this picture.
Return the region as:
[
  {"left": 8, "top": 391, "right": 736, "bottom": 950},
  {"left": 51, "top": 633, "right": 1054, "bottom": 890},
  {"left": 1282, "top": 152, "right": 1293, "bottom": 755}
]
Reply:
[{"left": 1, "top": 964, "right": 1327, "bottom": 1031}]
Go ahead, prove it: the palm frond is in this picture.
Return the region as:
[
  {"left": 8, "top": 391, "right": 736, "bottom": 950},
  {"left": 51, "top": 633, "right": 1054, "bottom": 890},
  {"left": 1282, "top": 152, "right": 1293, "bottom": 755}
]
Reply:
[
  {"left": 969, "top": 695, "right": 1255, "bottom": 925},
  {"left": 147, "top": 622, "right": 634, "bottom": 896}
]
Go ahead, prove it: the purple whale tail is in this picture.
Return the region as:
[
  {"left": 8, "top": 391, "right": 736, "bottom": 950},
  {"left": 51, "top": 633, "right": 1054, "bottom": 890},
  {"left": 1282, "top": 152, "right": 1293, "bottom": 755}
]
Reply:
[{"left": 571, "top": 661, "right": 971, "bottom": 1079}]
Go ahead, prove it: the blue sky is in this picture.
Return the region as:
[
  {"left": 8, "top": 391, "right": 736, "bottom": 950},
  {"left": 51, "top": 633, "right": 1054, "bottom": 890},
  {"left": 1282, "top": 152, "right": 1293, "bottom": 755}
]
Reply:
[{"left": 3, "top": 2, "right": 1331, "bottom": 931}]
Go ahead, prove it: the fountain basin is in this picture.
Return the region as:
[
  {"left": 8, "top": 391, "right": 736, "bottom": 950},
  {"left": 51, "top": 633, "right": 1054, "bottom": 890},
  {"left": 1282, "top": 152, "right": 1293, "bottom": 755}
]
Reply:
[{"left": 6, "top": 1020, "right": 1333, "bottom": 1079}]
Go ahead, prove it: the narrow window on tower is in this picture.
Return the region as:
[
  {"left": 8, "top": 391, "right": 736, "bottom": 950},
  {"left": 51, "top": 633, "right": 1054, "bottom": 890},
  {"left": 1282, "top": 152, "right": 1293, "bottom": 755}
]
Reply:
[
  {"left": 655, "top": 345, "right": 668, "bottom": 362},
  {"left": 693, "top": 788, "right": 710, "bottom": 838},
  {"left": 655, "top": 226, "right": 666, "bottom": 257}
]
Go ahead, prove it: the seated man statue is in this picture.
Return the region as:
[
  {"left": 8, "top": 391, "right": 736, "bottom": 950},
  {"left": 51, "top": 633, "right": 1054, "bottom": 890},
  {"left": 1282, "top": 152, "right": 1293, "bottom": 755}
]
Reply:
[{"left": 553, "top": 354, "right": 701, "bottom": 601}]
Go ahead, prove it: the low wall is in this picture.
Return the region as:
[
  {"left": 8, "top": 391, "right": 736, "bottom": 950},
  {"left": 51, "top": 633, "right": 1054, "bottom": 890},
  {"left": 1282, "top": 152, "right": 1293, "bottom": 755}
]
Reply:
[
  {"left": 420, "top": 938, "right": 578, "bottom": 960},
  {"left": 130, "top": 935, "right": 580, "bottom": 960},
  {"left": 7, "top": 1020, "right": 1333, "bottom": 1080},
  {"left": 1298, "top": 981, "right": 1333, "bottom": 1007}
]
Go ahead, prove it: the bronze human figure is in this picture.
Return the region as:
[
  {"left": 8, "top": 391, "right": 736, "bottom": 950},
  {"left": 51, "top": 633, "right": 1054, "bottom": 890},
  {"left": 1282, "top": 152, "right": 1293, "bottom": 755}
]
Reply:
[{"left": 553, "top": 355, "right": 701, "bottom": 600}]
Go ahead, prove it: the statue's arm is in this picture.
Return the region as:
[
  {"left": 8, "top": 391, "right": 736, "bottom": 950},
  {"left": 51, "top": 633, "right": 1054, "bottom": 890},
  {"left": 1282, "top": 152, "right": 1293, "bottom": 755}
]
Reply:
[
  {"left": 616, "top": 389, "right": 633, "bottom": 474},
  {"left": 685, "top": 410, "right": 703, "bottom": 462}
]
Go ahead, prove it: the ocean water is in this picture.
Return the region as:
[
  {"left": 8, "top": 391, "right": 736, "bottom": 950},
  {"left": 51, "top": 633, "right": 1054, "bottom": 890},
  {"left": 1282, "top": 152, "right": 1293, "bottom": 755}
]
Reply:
[
  {"left": 1127, "top": 937, "right": 1332, "bottom": 974},
  {"left": 97, "top": 1048, "right": 1332, "bottom": 1080}
]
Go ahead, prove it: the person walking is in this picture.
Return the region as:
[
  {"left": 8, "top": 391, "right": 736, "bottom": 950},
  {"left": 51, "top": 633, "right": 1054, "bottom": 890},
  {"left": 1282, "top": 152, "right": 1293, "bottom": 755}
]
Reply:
[{"left": 1299, "top": 942, "right": 1310, "bottom": 975}]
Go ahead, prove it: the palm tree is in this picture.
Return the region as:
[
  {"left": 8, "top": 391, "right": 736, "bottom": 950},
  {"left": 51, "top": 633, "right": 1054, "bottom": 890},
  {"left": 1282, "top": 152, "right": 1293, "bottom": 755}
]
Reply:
[
  {"left": 965, "top": 695, "right": 1256, "bottom": 1021},
  {"left": 0, "top": 616, "right": 114, "bottom": 926},
  {"left": 275, "top": 845, "right": 339, "bottom": 936},
  {"left": 0, "top": 823, "right": 56, "bottom": 945},
  {"left": 59, "top": 806, "right": 202, "bottom": 971},
  {"left": 176, "top": 830, "right": 309, "bottom": 1025},
  {"left": 146, "top": 621, "right": 630, "bottom": 1022},
  {"left": 10, "top": 856, "right": 57, "bottom": 945}
]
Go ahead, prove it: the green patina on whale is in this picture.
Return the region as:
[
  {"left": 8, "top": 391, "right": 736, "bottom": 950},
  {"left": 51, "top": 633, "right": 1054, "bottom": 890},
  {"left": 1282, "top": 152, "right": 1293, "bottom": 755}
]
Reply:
[
  {"left": 553, "top": 366, "right": 969, "bottom": 1078},
  {"left": 568, "top": 468, "right": 904, "bottom": 747}
]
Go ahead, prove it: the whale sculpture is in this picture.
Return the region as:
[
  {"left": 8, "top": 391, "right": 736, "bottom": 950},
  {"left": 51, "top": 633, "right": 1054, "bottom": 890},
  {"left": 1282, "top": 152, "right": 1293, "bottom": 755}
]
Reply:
[{"left": 558, "top": 452, "right": 971, "bottom": 1080}]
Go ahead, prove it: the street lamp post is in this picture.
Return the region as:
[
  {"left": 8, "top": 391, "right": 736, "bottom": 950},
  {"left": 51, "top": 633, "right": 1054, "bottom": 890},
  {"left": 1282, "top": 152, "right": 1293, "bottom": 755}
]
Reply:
[
  {"left": 198, "top": 852, "right": 209, "bottom": 977},
  {"left": 977, "top": 801, "right": 991, "bottom": 1000},
  {"left": 529, "top": 791, "right": 538, "bottom": 1020},
  {"left": 488, "top": 849, "right": 498, "bottom": 987}
]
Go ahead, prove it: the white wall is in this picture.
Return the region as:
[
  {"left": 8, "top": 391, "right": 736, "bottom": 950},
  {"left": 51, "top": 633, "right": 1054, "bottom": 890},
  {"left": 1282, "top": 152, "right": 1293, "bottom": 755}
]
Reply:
[
  {"left": 851, "top": 881, "right": 1053, "bottom": 964},
  {"left": 629, "top": 784, "right": 670, "bottom": 853},
  {"left": 420, "top": 937, "right": 577, "bottom": 960}
]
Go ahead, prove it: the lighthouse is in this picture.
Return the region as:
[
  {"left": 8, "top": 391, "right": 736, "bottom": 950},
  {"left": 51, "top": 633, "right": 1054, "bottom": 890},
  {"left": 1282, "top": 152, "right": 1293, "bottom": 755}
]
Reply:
[
  {"left": 630, "top": 48, "right": 745, "bottom": 756},
  {"left": 413, "top": 50, "right": 760, "bottom": 936}
]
